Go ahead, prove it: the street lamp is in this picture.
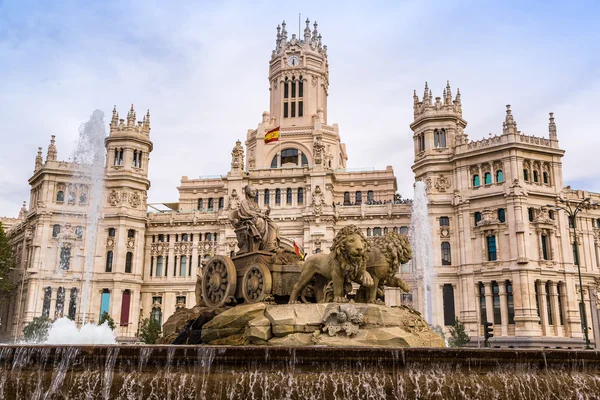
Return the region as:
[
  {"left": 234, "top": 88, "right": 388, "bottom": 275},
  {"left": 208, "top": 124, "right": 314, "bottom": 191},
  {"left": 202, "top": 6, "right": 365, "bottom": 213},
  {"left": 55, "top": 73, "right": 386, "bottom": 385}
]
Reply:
[{"left": 548, "top": 197, "right": 598, "bottom": 349}]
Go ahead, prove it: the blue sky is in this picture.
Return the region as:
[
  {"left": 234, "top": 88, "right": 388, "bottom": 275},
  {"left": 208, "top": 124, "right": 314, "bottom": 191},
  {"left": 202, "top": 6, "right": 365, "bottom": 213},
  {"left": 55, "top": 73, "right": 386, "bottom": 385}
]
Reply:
[{"left": 1, "top": 0, "right": 599, "bottom": 216}]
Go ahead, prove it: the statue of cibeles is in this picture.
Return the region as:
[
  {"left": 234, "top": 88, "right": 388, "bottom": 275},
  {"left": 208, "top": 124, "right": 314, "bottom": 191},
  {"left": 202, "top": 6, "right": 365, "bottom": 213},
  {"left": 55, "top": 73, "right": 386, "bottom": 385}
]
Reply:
[{"left": 229, "top": 185, "right": 280, "bottom": 253}]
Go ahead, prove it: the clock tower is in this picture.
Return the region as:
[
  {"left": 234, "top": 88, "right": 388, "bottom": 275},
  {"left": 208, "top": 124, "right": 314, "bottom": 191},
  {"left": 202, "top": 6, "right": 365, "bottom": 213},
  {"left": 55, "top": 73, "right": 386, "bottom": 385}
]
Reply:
[{"left": 268, "top": 19, "right": 329, "bottom": 128}]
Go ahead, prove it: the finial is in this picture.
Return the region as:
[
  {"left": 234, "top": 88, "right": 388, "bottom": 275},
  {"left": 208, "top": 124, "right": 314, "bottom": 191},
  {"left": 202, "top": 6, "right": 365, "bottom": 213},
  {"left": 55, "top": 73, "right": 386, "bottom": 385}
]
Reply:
[
  {"left": 306, "top": 18, "right": 310, "bottom": 27},
  {"left": 549, "top": 112, "right": 557, "bottom": 140},
  {"left": 46, "top": 135, "right": 57, "bottom": 162}
]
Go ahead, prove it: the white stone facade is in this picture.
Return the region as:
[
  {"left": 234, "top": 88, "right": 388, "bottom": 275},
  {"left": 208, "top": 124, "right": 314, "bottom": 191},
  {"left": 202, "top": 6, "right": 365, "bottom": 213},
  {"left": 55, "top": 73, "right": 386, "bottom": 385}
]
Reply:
[{"left": 1, "top": 21, "right": 599, "bottom": 348}]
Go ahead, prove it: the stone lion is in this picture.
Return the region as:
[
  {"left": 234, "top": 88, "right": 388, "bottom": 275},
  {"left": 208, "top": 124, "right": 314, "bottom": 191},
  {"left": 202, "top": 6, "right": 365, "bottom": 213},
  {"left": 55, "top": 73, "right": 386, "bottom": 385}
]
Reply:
[
  {"left": 356, "top": 231, "right": 412, "bottom": 303},
  {"left": 289, "top": 225, "right": 374, "bottom": 303}
]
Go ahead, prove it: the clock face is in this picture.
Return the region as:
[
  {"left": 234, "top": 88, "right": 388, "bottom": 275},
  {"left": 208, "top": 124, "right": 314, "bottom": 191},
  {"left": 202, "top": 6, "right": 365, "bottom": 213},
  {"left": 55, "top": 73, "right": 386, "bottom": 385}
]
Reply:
[{"left": 287, "top": 55, "right": 300, "bottom": 67}]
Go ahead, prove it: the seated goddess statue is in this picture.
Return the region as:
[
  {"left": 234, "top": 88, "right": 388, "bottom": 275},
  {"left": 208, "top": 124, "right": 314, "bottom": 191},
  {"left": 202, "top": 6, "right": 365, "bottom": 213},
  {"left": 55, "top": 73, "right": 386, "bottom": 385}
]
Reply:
[{"left": 229, "top": 185, "right": 280, "bottom": 253}]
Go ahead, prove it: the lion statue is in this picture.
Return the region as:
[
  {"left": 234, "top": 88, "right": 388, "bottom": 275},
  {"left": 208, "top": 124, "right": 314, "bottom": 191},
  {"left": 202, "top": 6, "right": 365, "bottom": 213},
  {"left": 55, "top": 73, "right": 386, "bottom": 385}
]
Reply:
[
  {"left": 289, "top": 225, "right": 374, "bottom": 303},
  {"left": 356, "top": 231, "right": 412, "bottom": 303}
]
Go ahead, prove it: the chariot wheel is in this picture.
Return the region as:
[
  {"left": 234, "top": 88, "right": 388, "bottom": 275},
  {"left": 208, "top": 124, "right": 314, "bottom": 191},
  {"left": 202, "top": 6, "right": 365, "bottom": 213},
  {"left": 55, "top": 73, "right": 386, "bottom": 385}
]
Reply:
[
  {"left": 202, "top": 256, "right": 237, "bottom": 308},
  {"left": 241, "top": 263, "right": 272, "bottom": 303}
]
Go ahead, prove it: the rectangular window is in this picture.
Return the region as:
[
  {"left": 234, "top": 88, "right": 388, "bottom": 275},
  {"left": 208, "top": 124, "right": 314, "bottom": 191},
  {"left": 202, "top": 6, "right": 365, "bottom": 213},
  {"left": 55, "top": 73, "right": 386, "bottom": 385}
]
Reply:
[
  {"left": 479, "top": 283, "right": 487, "bottom": 324},
  {"left": 286, "top": 188, "right": 292, "bottom": 204},
  {"left": 100, "top": 289, "right": 110, "bottom": 316},
  {"left": 174, "top": 256, "right": 177, "bottom": 276},
  {"left": 299, "top": 80, "right": 303, "bottom": 97},
  {"left": 120, "top": 290, "right": 131, "bottom": 326},
  {"left": 284, "top": 81, "right": 289, "bottom": 98},
  {"left": 541, "top": 235, "right": 549, "bottom": 260},
  {"left": 442, "top": 284, "right": 456, "bottom": 326},
  {"left": 283, "top": 102, "right": 288, "bottom": 118},
  {"left": 506, "top": 281, "right": 515, "bottom": 324},
  {"left": 557, "top": 284, "right": 565, "bottom": 325},
  {"left": 441, "top": 242, "right": 451, "bottom": 265},
  {"left": 197, "top": 199, "right": 203, "bottom": 210},
  {"left": 298, "top": 101, "right": 303, "bottom": 117},
  {"left": 59, "top": 247, "right": 71, "bottom": 270},
  {"left": 439, "top": 217, "right": 449, "bottom": 226},
  {"left": 180, "top": 256, "right": 187, "bottom": 277},
  {"left": 373, "top": 227, "right": 382, "bottom": 236},
  {"left": 176, "top": 296, "right": 186, "bottom": 310},
  {"left": 497, "top": 208, "right": 506, "bottom": 223},
  {"left": 291, "top": 80, "right": 296, "bottom": 98},
  {"left": 125, "top": 252, "right": 133, "bottom": 273},
  {"left": 528, "top": 208, "right": 534, "bottom": 222},
  {"left": 487, "top": 236, "right": 497, "bottom": 261},
  {"left": 156, "top": 256, "right": 163, "bottom": 277},
  {"left": 275, "top": 189, "right": 281, "bottom": 205},
  {"left": 291, "top": 102, "right": 296, "bottom": 118},
  {"left": 545, "top": 282, "right": 553, "bottom": 325},
  {"left": 535, "top": 282, "right": 541, "bottom": 321},
  {"left": 573, "top": 243, "right": 579, "bottom": 266},
  {"left": 492, "top": 282, "right": 501, "bottom": 324},
  {"left": 355, "top": 191, "right": 362, "bottom": 204},
  {"left": 150, "top": 256, "right": 154, "bottom": 277}
]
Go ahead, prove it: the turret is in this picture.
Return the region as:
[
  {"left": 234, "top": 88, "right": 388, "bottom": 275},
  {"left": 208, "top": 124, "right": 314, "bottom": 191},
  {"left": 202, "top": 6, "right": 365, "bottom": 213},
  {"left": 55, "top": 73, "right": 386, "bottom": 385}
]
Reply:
[{"left": 502, "top": 105, "right": 518, "bottom": 135}]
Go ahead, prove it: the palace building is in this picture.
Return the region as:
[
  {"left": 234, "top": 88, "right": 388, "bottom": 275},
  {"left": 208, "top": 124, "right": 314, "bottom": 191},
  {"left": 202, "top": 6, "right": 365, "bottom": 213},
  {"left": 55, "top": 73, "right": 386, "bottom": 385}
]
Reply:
[{"left": 1, "top": 20, "right": 599, "bottom": 348}]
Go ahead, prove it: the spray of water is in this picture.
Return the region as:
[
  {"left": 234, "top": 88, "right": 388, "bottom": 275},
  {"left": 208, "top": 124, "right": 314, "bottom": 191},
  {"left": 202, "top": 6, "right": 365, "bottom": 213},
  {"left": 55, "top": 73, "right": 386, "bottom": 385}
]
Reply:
[
  {"left": 46, "top": 317, "right": 116, "bottom": 344},
  {"left": 71, "top": 110, "right": 107, "bottom": 324},
  {"left": 409, "top": 181, "right": 435, "bottom": 323}
]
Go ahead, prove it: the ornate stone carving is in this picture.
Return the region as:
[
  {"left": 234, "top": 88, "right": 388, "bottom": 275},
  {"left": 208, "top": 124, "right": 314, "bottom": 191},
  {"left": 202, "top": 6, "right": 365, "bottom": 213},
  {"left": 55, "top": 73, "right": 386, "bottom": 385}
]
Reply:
[
  {"left": 231, "top": 140, "right": 244, "bottom": 171},
  {"left": 425, "top": 177, "right": 433, "bottom": 191},
  {"left": 311, "top": 185, "right": 324, "bottom": 217},
  {"left": 435, "top": 175, "right": 451, "bottom": 192},
  {"left": 108, "top": 190, "right": 120, "bottom": 206},
  {"left": 533, "top": 206, "right": 554, "bottom": 224},
  {"left": 322, "top": 304, "right": 364, "bottom": 337},
  {"left": 129, "top": 192, "right": 141, "bottom": 208},
  {"left": 477, "top": 208, "right": 500, "bottom": 226},
  {"left": 313, "top": 135, "right": 325, "bottom": 165},
  {"left": 311, "top": 74, "right": 318, "bottom": 87},
  {"left": 126, "top": 237, "right": 135, "bottom": 249}
]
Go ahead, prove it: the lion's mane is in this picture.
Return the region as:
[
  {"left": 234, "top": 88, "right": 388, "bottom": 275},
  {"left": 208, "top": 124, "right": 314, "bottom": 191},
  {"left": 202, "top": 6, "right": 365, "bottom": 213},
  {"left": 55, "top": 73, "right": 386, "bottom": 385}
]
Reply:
[
  {"left": 370, "top": 232, "right": 412, "bottom": 275},
  {"left": 330, "top": 225, "right": 371, "bottom": 280}
]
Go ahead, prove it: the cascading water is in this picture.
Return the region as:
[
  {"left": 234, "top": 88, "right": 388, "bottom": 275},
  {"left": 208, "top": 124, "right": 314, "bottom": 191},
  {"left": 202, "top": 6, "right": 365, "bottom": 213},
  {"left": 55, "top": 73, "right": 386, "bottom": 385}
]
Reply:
[
  {"left": 410, "top": 181, "right": 435, "bottom": 324},
  {"left": 41, "top": 110, "right": 115, "bottom": 344},
  {"left": 71, "top": 109, "right": 107, "bottom": 325}
]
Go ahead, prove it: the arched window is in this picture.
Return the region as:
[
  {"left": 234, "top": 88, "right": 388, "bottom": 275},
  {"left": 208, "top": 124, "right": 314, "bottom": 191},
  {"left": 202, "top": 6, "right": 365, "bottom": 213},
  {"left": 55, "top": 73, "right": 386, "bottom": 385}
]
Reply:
[
  {"left": 128, "top": 229, "right": 135, "bottom": 238},
  {"left": 434, "top": 129, "right": 447, "bottom": 148},
  {"left": 298, "top": 188, "right": 304, "bottom": 204},
  {"left": 275, "top": 189, "right": 281, "bottom": 205},
  {"left": 213, "top": 233, "right": 218, "bottom": 242},
  {"left": 281, "top": 149, "right": 299, "bottom": 166},
  {"left": 284, "top": 77, "right": 289, "bottom": 99},
  {"left": 473, "top": 175, "right": 480, "bottom": 187},
  {"left": 474, "top": 212, "right": 482, "bottom": 225},
  {"left": 484, "top": 172, "right": 492, "bottom": 185},
  {"left": 373, "top": 227, "right": 382, "bottom": 236},
  {"left": 533, "top": 170, "right": 539, "bottom": 183},
  {"left": 496, "top": 170, "right": 504, "bottom": 183},
  {"left": 120, "top": 290, "right": 131, "bottom": 326},
  {"left": 137, "top": 151, "right": 143, "bottom": 168},
  {"left": 343, "top": 192, "right": 350, "bottom": 205},
  {"left": 68, "top": 191, "right": 76, "bottom": 203},
  {"left": 270, "top": 155, "right": 278, "bottom": 168},
  {"left": 206, "top": 232, "right": 212, "bottom": 242},
  {"left": 497, "top": 208, "right": 506, "bottom": 223},
  {"left": 400, "top": 227, "right": 409, "bottom": 235},
  {"left": 301, "top": 153, "right": 308, "bottom": 166},
  {"left": 367, "top": 190, "right": 374, "bottom": 203},
  {"left": 181, "top": 233, "right": 189, "bottom": 242},
  {"left": 523, "top": 169, "right": 529, "bottom": 181},
  {"left": 355, "top": 191, "right": 362, "bottom": 204},
  {"left": 100, "top": 289, "right": 111, "bottom": 316},
  {"left": 264, "top": 189, "right": 270, "bottom": 205},
  {"left": 108, "top": 228, "right": 116, "bottom": 237},
  {"left": 151, "top": 306, "right": 162, "bottom": 326},
  {"left": 286, "top": 188, "right": 292, "bottom": 204},
  {"left": 541, "top": 234, "right": 549, "bottom": 260},
  {"left": 441, "top": 242, "right": 451, "bottom": 265},
  {"left": 125, "top": 251, "right": 133, "bottom": 273},
  {"left": 393, "top": 227, "right": 398, "bottom": 233},
  {"left": 367, "top": 228, "right": 371, "bottom": 236},
  {"left": 56, "top": 190, "right": 64, "bottom": 202},
  {"left": 75, "top": 226, "right": 83, "bottom": 239},
  {"left": 208, "top": 198, "right": 214, "bottom": 211},
  {"left": 79, "top": 192, "right": 87, "bottom": 204},
  {"left": 133, "top": 150, "right": 138, "bottom": 167},
  {"left": 155, "top": 256, "right": 164, "bottom": 277},
  {"left": 197, "top": 198, "right": 203, "bottom": 210},
  {"left": 106, "top": 251, "right": 113, "bottom": 272},
  {"left": 528, "top": 207, "right": 534, "bottom": 222},
  {"left": 180, "top": 255, "right": 187, "bottom": 277},
  {"left": 543, "top": 172, "right": 549, "bottom": 184},
  {"left": 439, "top": 217, "right": 449, "bottom": 226},
  {"left": 218, "top": 197, "right": 224, "bottom": 210},
  {"left": 383, "top": 227, "right": 388, "bottom": 234},
  {"left": 442, "top": 284, "right": 455, "bottom": 326},
  {"left": 52, "top": 224, "right": 61, "bottom": 237}
]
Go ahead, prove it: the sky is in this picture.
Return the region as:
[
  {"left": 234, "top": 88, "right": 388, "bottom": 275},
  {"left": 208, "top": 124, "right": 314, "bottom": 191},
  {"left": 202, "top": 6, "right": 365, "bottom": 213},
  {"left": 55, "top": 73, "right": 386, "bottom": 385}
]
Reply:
[{"left": 1, "top": 0, "right": 599, "bottom": 217}]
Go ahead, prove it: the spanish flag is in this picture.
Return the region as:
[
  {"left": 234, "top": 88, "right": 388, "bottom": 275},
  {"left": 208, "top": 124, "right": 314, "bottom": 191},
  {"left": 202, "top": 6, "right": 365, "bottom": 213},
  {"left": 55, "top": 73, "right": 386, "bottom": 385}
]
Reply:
[
  {"left": 264, "top": 126, "right": 280, "bottom": 144},
  {"left": 293, "top": 240, "right": 304, "bottom": 260}
]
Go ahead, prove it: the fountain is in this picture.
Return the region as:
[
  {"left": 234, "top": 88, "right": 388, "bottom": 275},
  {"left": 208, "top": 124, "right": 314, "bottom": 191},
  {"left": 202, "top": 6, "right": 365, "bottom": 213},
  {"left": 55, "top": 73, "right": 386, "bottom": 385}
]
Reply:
[
  {"left": 3, "top": 122, "right": 600, "bottom": 398},
  {"left": 410, "top": 181, "right": 435, "bottom": 323}
]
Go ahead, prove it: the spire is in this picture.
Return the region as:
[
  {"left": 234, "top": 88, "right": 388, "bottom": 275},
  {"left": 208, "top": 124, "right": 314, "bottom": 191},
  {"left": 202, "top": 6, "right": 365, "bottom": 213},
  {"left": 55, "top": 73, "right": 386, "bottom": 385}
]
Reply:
[
  {"left": 455, "top": 88, "right": 461, "bottom": 104},
  {"left": 549, "top": 112, "right": 557, "bottom": 140},
  {"left": 127, "top": 104, "right": 136, "bottom": 127},
  {"left": 445, "top": 80, "right": 452, "bottom": 105},
  {"left": 144, "top": 109, "right": 151, "bottom": 132},
  {"left": 46, "top": 135, "right": 57, "bottom": 162},
  {"left": 504, "top": 105, "right": 517, "bottom": 134},
  {"left": 443, "top": 88, "right": 447, "bottom": 105},
  {"left": 18, "top": 201, "right": 27, "bottom": 220},
  {"left": 304, "top": 18, "right": 311, "bottom": 42},
  {"left": 423, "top": 82, "right": 429, "bottom": 101},
  {"left": 281, "top": 20, "right": 288, "bottom": 41},
  {"left": 313, "top": 21, "right": 319, "bottom": 38},
  {"left": 34, "top": 147, "right": 43, "bottom": 171}
]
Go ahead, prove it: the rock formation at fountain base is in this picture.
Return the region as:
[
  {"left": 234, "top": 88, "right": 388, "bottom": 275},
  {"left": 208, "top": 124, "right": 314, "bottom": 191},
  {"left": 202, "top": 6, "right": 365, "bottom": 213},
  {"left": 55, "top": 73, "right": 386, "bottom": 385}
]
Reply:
[{"left": 161, "top": 302, "right": 444, "bottom": 347}]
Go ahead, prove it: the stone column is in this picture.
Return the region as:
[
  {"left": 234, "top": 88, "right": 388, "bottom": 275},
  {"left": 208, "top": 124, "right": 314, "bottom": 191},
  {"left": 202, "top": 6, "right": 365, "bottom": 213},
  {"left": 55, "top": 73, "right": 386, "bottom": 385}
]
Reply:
[
  {"left": 484, "top": 282, "right": 494, "bottom": 325},
  {"left": 559, "top": 282, "right": 571, "bottom": 337},
  {"left": 499, "top": 281, "right": 508, "bottom": 336},
  {"left": 548, "top": 281, "right": 561, "bottom": 336},
  {"left": 537, "top": 280, "right": 550, "bottom": 336},
  {"left": 514, "top": 271, "right": 541, "bottom": 336},
  {"left": 292, "top": 188, "right": 298, "bottom": 207},
  {"left": 258, "top": 190, "right": 264, "bottom": 207},
  {"left": 564, "top": 275, "right": 583, "bottom": 338}
]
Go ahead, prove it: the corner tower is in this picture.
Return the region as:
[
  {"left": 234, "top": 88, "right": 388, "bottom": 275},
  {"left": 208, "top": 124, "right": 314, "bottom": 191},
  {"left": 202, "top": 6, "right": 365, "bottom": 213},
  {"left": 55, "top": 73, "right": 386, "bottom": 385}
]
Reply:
[{"left": 268, "top": 19, "right": 329, "bottom": 128}]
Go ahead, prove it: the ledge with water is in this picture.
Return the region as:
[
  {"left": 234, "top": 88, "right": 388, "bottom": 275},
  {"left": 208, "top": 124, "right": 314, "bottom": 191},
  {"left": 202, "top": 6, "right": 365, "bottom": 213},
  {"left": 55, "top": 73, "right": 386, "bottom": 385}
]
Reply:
[{"left": 1, "top": 345, "right": 600, "bottom": 399}]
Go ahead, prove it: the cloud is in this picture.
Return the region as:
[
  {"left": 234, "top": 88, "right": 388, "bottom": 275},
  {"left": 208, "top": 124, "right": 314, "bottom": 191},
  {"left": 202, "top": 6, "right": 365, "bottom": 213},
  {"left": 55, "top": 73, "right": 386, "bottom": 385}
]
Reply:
[{"left": 0, "top": 0, "right": 599, "bottom": 216}]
